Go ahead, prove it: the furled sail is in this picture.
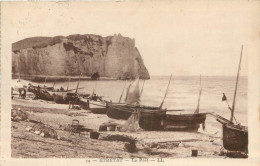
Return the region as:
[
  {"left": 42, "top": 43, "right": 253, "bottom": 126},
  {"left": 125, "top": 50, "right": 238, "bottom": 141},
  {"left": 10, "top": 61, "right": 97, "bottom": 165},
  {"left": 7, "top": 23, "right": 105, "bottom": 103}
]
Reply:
[{"left": 125, "top": 79, "right": 140, "bottom": 105}]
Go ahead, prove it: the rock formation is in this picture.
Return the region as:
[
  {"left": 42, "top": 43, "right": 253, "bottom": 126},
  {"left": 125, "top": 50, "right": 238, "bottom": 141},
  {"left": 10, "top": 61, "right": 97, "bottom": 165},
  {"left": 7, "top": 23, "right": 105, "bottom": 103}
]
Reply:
[{"left": 12, "top": 34, "right": 150, "bottom": 80}]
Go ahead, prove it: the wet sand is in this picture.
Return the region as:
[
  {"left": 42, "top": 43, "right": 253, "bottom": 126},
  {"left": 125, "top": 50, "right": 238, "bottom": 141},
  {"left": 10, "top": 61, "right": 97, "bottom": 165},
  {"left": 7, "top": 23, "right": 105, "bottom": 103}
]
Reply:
[{"left": 12, "top": 97, "right": 224, "bottom": 158}]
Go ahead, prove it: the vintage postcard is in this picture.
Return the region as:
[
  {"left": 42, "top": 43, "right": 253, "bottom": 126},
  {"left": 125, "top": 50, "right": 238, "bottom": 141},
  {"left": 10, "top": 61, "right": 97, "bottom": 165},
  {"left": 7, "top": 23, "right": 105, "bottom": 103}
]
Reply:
[{"left": 1, "top": 0, "right": 260, "bottom": 165}]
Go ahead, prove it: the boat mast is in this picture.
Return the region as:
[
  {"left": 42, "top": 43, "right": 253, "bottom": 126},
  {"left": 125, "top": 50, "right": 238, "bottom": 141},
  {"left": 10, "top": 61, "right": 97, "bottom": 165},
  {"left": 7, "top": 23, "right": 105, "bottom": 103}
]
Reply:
[
  {"left": 44, "top": 77, "right": 47, "bottom": 86},
  {"left": 75, "top": 73, "right": 81, "bottom": 94},
  {"left": 159, "top": 74, "right": 172, "bottom": 109},
  {"left": 66, "top": 76, "right": 71, "bottom": 91},
  {"left": 53, "top": 78, "right": 56, "bottom": 89},
  {"left": 194, "top": 75, "right": 202, "bottom": 114},
  {"left": 18, "top": 54, "right": 21, "bottom": 80},
  {"left": 140, "top": 80, "right": 146, "bottom": 97},
  {"left": 119, "top": 80, "right": 127, "bottom": 103},
  {"left": 91, "top": 81, "right": 98, "bottom": 97},
  {"left": 124, "top": 81, "right": 132, "bottom": 102},
  {"left": 230, "top": 45, "right": 243, "bottom": 122}
]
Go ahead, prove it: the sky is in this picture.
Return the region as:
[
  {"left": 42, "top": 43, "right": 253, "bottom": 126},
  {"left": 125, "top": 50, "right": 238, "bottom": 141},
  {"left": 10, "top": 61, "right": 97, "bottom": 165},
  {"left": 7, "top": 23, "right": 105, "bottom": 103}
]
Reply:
[{"left": 3, "top": 0, "right": 254, "bottom": 76}]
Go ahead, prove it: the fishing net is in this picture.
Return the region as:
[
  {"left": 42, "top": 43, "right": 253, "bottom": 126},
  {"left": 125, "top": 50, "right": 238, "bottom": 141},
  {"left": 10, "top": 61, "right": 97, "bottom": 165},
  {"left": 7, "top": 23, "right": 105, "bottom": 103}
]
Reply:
[
  {"left": 120, "top": 109, "right": 141, "bottom": 132},
  {"left": 11, "top": 108, "right": 28, "bottom": 122},
  {"left": 31, "top": 123, "right": 58, "bottom": 139}
]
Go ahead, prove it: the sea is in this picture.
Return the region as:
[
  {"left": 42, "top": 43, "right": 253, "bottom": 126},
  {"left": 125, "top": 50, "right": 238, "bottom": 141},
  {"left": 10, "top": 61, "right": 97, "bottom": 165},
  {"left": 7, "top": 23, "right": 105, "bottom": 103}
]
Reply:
[{"left": 44, "top": 75, "right": 248, "bottom": 134}]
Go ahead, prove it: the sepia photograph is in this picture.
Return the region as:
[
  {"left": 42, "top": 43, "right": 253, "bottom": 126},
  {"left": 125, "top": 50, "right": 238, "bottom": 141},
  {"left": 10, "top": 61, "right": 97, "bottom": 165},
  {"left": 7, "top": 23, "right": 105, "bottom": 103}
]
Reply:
[{"left": 1, "top": 0, "right": 259, "bottom": 163}]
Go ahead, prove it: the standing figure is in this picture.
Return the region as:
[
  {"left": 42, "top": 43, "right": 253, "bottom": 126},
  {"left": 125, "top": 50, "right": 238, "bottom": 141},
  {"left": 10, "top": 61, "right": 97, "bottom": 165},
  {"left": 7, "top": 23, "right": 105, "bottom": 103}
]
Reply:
[{"left": 21, "top": 88, "right": 27, "bottom": 99}]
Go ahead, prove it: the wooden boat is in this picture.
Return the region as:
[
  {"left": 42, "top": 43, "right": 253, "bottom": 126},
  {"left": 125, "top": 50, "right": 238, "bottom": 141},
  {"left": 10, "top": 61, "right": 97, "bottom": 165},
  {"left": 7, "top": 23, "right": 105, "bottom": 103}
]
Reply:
[
  {"left": 138, "top": 109, "right": 166, "bottom": 131},
  {"left": 28, "top": 85, "right": 54, "bottom": 101},
  {"left": 106, "top": 102, "right": 161, "bottom": 120},
  {"left": 163, "top": 113, "right": 207, "bottom": 131},
  {"left": 106, "top": 76, "right": 179, "bottom": 131},
  {"left": 52, "top": 92, "right": 78, "bottom": 104},
  {"left": 106, "top": 102, "right": 133, "bottom": 119},
  {"left": 106, "top": 76, "right": 188, "bottom": 131},
  {"left": 88, "top": 100, "right": 107, "bottom": 114},
  {"left": 106, "top": 78, "right": 140, "bottom": 120},
  {"left": 138, "top": 75, "right": 207, "bottom": 132},
  {"left": 215, "top": 45, "right": 248, "bottom": 153},
  {"left": 223, "top": 123, "right": 248, "bottom": 152}
]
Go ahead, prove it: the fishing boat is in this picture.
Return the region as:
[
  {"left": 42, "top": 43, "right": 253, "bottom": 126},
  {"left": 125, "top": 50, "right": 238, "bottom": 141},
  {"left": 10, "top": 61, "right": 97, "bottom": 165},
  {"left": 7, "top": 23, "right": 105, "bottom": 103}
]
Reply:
[
  {"left": 49, "top": 74, "right": 89, "bottom": 109},
  {"left": 83, "top": 81, "right": 108, "bottom": 114},
  {"left": 163, "top": 113, "right": 207, "bottom": 131},
  {"left": 162, "top": 75, "right": 207, "bottom": 132},
  {"left": 106, "top": 102, "right": 136, "bottom": 119},
  {"left": 28, "top": 85, "right": 54, "bottom": 101},
  {"left": 106, "top": 102, "right": 167, "bottom": 130},
  {"left": 107, "top": 76, "right": 192, "bottom": 131},
  {"left": 138, "top": 108, "right": 167, "bottom": 131},
  {"left": 88, "top": 100, "right": 107, "bottom": 114},
  {"left": 214, "top": 45, "right": 248, "bottom": 153},
  {"left": 106, "top": 78, "right": 164, "bottom": 121}
]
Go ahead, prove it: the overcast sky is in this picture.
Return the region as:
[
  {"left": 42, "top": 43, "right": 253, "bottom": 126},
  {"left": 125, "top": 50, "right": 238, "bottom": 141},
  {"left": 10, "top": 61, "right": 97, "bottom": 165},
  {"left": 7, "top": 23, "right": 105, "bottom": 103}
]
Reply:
[{"left": 4, "top": 1, "right": 252, "bottom": 76}]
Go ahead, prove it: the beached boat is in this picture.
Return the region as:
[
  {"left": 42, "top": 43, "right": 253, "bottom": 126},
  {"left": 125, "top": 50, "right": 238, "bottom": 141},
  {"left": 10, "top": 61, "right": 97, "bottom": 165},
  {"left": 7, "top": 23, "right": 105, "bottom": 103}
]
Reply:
[
  {"left": 106, "top": 78, "right": 164, "bottom": 121},
  {"left": 28, "top": 85, "right": 54, "bottom": 101},
  {"left": 138, "top": 109, "right": 166, "bottom": 130},
  {"left": 106, "top": 78, "right": 140, "bottom": 120},
  {"left": 138, "top": 74, "right": 207, "bottom": 132},
  {"left": 162, "top": 75, "right": 207, "bottom": 132},
  {"left": 163, "top": 113, "right": 207, "bottom": 131},
  {"left": 88, "top": 100, "right": 107, "bottom": 114},
  {"left": 215, "top": 45, "right": 248, "bottom": 153},
  {"left": 106, "top": 102, "right": 161, "bottom": 120},
  {"left": 106, "top": 102, "right": 134, "bottom": 119},
  {"left": 106, "top": 77, "right": 172, "bottom": 131},
  {"left": 223, "top": 123, "right": 248, "bottom": 152}
]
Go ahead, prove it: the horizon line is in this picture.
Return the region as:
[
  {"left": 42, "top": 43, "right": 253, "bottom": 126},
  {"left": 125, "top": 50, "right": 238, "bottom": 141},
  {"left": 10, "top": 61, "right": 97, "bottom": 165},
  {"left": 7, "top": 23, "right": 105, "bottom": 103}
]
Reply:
[{"left": 150, "top": 74, "right": 248, "bottom": 77}]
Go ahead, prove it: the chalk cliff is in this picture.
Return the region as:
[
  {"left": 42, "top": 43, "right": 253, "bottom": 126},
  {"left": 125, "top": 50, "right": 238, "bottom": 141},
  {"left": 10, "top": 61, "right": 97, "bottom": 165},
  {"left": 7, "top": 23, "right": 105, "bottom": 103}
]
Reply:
[{"left": 12, "top": 34, "right": 150, "bottom": 80}]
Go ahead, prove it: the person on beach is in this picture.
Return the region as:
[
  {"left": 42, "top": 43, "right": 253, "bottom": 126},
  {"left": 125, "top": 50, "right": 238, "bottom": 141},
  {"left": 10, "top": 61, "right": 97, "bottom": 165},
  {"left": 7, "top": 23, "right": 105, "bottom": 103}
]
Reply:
[
  {"left": 18, "top": 88, "right": 22, "bottom": 97},
  {"left": 11, "top": 87, "right": 14, "bottom": 99},
  {"left": 92, "top": 94, "right": 103, "bottom": 101},
  {"left": 35, "top": 85, "right": 41, "bottom": 99},
  {"left": 21, "top": 88, "right": 26, "bottom": 99}
]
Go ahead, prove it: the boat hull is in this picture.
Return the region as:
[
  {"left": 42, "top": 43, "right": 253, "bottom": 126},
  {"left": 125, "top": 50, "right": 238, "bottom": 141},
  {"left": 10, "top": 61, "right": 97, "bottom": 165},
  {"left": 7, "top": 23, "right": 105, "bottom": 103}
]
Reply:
[
  {"left": 163, "top": 113, "right": 207, "bottom": 131},
  {"left": 138, "top": 110, "right": 166, "bottom": 131},
  {"left": 223, "top": 124, "right": 248, "bottom": 152},
  {"left": 106, "top": 102, "right": 160, "bottom": 120},
  {"left": 106, "top": 103, "right": 134, "bottom": 120},
  {"left": 89, "top": 101, "right": 107, "bottom": 114}
]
